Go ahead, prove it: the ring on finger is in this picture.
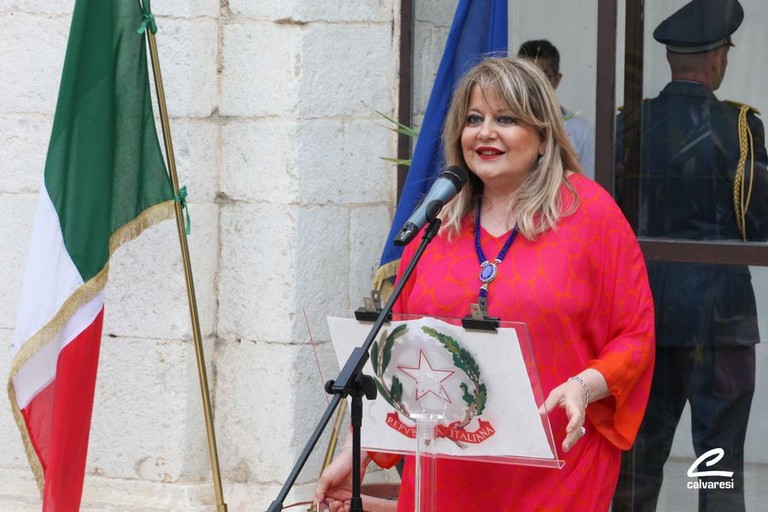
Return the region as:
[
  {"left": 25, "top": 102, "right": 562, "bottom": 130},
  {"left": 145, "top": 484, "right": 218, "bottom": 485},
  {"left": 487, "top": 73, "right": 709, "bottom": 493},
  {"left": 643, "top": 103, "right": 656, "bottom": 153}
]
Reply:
[{"left": 579, "top": 426, "right": 586, "bottom": 436}]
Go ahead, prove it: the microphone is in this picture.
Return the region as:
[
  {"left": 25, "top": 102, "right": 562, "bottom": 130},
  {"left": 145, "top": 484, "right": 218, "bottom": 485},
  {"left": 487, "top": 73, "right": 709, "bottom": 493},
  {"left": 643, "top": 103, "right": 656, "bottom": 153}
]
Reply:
[{"left": 393, "top": 166, "right": 468, "bottom": 246}]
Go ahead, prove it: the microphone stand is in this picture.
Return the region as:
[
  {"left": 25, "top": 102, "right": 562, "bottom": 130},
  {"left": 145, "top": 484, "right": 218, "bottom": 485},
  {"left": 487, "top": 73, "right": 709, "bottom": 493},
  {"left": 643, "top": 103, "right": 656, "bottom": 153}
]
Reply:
[{"left": 267, "top": 216, "right": 443, "bottom": 512}]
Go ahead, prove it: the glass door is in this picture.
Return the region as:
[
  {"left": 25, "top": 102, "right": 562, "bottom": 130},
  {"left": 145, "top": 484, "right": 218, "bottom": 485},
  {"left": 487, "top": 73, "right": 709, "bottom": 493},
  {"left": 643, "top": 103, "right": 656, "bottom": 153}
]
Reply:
[{"left": 609, "top": 1, "right": 768, "bottom": 510}]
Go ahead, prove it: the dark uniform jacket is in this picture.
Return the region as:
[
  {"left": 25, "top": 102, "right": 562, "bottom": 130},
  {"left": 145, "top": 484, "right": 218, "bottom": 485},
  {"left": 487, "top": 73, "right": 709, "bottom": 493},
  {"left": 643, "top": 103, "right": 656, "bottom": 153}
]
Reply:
[{"left": 617, "top": 80, "right": 768, "bottom": 347}]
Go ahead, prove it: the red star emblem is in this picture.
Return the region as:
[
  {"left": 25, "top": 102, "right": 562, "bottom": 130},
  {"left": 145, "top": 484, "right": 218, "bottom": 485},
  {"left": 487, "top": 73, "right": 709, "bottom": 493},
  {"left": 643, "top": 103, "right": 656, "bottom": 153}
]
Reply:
[{"left": 398, "top": 349, "right": 455, "bottom": 403}]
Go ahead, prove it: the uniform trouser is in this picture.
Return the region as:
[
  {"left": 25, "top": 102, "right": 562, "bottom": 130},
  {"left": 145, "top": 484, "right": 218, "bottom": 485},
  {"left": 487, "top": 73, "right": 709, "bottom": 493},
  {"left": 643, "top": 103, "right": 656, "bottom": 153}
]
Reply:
[{"left": 613, "top": 345, "right": 755, "bottom": 512}]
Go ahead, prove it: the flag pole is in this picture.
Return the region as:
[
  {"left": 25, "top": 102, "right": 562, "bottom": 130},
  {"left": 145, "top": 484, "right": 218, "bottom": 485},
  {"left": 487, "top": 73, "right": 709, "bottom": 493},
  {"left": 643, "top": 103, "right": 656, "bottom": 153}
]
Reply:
[{"left": 143, "top": 19, "right": 229, "bottom": 512}]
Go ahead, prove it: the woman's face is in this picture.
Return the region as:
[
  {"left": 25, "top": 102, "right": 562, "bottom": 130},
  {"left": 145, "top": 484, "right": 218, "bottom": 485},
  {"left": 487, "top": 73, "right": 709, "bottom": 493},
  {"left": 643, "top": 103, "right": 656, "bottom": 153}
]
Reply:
[{"left": 461, "top": 84, "right": 543, "bottom": 193}]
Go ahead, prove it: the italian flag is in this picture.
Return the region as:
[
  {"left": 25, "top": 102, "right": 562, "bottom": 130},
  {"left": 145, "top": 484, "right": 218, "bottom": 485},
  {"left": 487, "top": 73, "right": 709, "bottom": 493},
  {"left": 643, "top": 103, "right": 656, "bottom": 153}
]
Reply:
[{"left": 8, "top": 1, "right": 175, "bottom": 509}]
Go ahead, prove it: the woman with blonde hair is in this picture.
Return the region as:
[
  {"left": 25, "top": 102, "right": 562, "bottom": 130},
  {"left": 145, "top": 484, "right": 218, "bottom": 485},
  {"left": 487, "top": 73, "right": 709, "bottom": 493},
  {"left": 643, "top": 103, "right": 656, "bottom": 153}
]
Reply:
[{"left": 315, "top": 56, "right": 655, "bottom": 511}]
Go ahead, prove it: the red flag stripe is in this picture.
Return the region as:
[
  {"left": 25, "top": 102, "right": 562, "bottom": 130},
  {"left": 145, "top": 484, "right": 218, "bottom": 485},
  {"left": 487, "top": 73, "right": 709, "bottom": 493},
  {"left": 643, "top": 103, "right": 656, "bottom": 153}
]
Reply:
[{"left": 22, "top": 308, "right": 104, "bottom": 512}]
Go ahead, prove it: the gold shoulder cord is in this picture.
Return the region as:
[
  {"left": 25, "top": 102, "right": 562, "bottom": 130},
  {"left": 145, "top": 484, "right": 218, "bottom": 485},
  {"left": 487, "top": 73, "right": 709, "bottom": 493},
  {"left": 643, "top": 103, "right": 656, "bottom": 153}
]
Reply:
[{"left": 733, "top": 104, "right": 755, "bottom": 241}]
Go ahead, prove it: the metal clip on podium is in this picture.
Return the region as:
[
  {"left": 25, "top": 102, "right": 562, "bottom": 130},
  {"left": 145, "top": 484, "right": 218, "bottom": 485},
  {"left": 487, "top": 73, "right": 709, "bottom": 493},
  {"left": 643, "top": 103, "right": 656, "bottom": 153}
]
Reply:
[{"left": 462, "top": 301, "right": 499, "bottom": 332}]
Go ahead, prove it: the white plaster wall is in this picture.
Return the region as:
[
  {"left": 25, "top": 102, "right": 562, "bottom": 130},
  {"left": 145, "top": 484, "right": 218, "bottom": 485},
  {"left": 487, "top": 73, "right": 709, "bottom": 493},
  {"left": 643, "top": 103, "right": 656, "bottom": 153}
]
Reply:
[
  {"left": 508, "top": 0, "right": 598, "bottom": 128},
  {"left": 0, "top": 0, "right": 401, "bottom": 510}
]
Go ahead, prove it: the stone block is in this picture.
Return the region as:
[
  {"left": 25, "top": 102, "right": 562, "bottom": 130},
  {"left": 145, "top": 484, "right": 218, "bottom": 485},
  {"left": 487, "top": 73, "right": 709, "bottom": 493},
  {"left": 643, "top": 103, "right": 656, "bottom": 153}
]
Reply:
[
  {"left": 214, "top": 340, "right": 336, "bottom": 485},
  {"left": 413, "top": 22, "right": 450, "bottom": 116},
  {"left": 296, "top": 118, "right": 393, "bottom": 204},
  {"left": 153, "top": 17, "right": 218, "bottom": 118},
  {"left": 221, "top": 118, "right": 299, "bottom": 204},
  {"left": 0, "top": 194, "right": 35, "bottom": 329},
  {"left": 169, "top": 118, "right": 220, "bottom": 203},
  {"left": 299, "top": 23, "right": 394, "bottom": 118},
  {"left": 0, "top": 114, "right": 50, "bottom": 194},
  {"left": 0, "top": 1, "right": 72, "bottom": 15},
  {"left": 349, "top": 204, "right": 393, "bottom": 304},
  {"left": 295, "top": 206, "right": 351, "bottom": 323},
  {"left": 80, "top": 476, "right": 214, "bottom": 511},
  {"left": 294, "top": 0, "right": 393, "bottom": 23},
  {"left": 104, "top": 203, "right": 218, "bottom": 339},
  {"left": 0, "top": 13, "right": 68, "bottom": 114},
  {"left": 86, "top": 336, "right": 211, "bottom": 482},
  {"left": 226, "top": 0, "right": 298, "bottom": 20},
  {"left": 228, "top": 0, "right": 392, "bottom": 22},
  {"left": 218, "top": 203, "right": 297, "bottom": 341},
  {"left": 220, "top": 22, "right": 301, "bottom": 117},
  {"left": 153, "top": 0, "right": 219, "bottom": 18}
]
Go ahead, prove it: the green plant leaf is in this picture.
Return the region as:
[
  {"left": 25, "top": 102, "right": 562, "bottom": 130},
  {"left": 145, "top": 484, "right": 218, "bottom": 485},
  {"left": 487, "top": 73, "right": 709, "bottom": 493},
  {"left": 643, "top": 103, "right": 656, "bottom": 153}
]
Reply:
[
  {"left": 375, "top": 110, "right": 420, "bottom": 139},
  {"left": 562, "top": 110, "right": 582, "bottom": 122},
  {"left": 374, "top": 379, "right": 395, "bottom": 408},
  {"left": 371, "top": 339, "right": 380, "bottom": 374},
  {"left": 382, "top": 323, "right": 407, "bottom": 373},
  {"left": 391, "top": 375, "right": 403, "bottom": 401},
  {"left": 460, "top": 382, "right": 473, "bottom": 405},
  {"left": 458, "top": 347, "right": 480, "bottom": 380},
  {"left": 475, "top": 384, "right": 488, "bottom": 415},
  {"left": 380, "top": 156, "right": 413, "bottom": 166}
]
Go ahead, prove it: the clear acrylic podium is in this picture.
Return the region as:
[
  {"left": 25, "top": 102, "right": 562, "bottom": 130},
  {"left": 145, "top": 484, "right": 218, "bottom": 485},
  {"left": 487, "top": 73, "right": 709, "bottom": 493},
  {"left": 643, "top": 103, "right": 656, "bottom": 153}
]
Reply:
[{"left": 307, "top": 311, "right": 564, "bottom": 512}]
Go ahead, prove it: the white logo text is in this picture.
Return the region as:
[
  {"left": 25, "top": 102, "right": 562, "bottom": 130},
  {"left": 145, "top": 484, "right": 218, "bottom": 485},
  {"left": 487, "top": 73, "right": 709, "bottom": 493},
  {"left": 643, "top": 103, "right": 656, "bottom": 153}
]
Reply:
[{"left": 686, "top": 448, "right": 735, "bottom": 479}]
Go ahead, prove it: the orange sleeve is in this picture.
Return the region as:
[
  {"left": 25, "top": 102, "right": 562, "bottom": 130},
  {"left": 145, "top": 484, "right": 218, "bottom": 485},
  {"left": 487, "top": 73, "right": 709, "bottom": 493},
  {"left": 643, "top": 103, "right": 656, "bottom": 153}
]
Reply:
[
  {"left": 367, "top": 451, "right": 403, "bottom": 469},
  {"left": 586, "top": 204, "right": 655, "bottom": 450}
]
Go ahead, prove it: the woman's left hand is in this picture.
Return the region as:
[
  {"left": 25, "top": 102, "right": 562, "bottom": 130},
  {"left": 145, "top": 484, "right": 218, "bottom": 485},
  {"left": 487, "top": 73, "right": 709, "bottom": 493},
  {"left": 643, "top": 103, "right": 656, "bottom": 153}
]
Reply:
[{"left": 541, "top": 369, "right": 609, "bottom": 453}]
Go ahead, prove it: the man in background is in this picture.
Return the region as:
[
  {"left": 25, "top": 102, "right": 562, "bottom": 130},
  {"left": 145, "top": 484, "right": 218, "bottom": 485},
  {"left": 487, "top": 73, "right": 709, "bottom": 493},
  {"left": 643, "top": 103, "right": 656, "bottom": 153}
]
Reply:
[
  {"left": 518, "top": 39, "right": 595, "bottom": 178},
  {"left": 613, "top": 0, "right": 768, "bottom": 510}
]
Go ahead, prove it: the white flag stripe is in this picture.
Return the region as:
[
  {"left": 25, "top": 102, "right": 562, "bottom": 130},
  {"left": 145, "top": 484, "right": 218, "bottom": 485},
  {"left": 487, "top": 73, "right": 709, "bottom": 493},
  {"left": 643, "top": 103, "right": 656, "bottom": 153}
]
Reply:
[
  {"left": 11, "top": 185, "right": 106, "bottom": 408},
  {"left": 12, "top": 186, "right": 85, "bottom": 349}
]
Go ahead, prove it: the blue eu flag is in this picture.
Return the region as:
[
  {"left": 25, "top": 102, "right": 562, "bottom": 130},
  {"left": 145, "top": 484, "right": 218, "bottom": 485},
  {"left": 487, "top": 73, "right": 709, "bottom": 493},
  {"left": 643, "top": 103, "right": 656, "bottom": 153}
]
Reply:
[{"left": 374, "top": 0, "right": 508, "bottom": 292}]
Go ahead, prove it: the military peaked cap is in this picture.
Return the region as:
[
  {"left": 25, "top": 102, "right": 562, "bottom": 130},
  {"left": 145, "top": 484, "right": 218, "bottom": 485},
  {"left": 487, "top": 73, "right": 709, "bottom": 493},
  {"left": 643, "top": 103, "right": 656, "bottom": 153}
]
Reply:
[{"left": 653, "top": 0, "right": 744, "bottom": 54}]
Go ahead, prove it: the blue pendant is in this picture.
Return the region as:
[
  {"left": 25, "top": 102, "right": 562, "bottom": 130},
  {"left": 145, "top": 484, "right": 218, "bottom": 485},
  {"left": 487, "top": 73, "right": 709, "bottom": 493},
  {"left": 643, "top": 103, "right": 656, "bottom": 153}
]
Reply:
[
  {"left": 473, "top": 198, "right": 519, "bottom": 312},
  {"left": 479, "top": 260, "right": 498, "bottom": 283}
]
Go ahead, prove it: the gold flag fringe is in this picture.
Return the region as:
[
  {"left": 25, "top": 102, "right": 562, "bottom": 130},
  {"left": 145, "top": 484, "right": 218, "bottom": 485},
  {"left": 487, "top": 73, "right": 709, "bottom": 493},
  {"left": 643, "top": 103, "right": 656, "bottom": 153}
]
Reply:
[
  {"left": 7, "top": 199, "right": 175, "bottom": 496},
  {"left": 372, "top": 259, "right": 400, "bottom": 303}
]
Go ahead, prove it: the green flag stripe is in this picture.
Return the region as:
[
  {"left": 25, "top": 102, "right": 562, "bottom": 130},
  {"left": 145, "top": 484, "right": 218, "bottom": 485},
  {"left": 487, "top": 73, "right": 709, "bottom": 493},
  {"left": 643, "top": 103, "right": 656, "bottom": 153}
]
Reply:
[{"left": 44, "top": 0, "right": 173, "bottom": 281}]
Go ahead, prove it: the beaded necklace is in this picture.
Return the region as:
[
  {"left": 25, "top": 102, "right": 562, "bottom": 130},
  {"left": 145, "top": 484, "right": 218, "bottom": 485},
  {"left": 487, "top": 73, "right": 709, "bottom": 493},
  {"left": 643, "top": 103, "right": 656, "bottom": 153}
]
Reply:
[{"left": 474, "top": 199, "right": 518, "bottom": 308}]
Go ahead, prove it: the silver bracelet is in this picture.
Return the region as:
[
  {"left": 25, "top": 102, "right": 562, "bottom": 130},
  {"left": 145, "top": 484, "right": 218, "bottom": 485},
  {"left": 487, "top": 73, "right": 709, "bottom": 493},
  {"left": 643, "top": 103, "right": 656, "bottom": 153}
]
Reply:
[{"left": 568, "top": 376, "right": 591, "bottom": 405}]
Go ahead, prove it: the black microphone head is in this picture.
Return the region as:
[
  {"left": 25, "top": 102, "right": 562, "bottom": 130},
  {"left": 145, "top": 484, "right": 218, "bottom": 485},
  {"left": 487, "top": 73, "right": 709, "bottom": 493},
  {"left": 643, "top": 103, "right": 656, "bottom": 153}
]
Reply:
[
  {"left": 441, "top": 166, "right": 468, "bottom": 190},
  {"left": 392, "top": 166, "right": 469, "bottom": 246}
]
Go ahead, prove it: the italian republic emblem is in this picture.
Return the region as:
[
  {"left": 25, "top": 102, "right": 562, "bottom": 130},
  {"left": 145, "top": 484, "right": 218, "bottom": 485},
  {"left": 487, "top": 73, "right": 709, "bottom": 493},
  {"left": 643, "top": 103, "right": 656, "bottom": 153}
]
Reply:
[{"left": 370, "top": 324, "right": 496, "bottom": 447}]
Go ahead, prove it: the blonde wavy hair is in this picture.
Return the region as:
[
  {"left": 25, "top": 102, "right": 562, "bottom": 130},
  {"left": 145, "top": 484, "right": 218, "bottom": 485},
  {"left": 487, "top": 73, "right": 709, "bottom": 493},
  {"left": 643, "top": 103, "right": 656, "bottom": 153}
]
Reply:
[{"left": 439, "top": 56, "right": 582, "bottom": 240}]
